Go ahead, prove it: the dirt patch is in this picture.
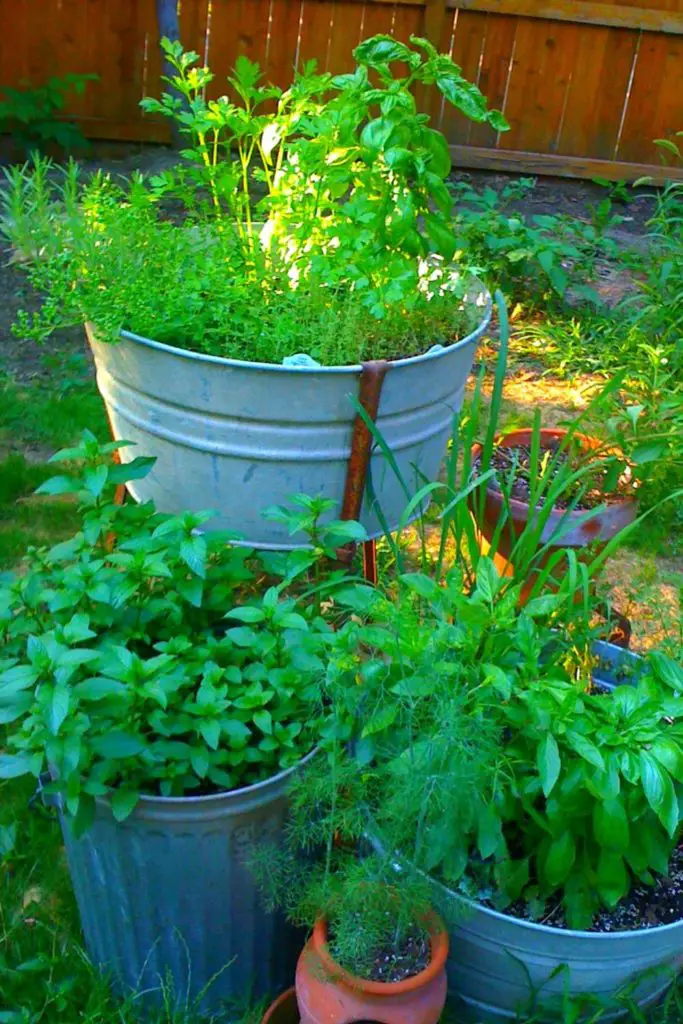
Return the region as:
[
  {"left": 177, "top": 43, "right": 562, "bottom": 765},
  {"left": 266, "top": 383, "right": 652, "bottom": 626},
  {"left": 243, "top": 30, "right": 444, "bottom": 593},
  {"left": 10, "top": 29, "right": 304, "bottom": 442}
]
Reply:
[{"left": 603, "top": 549, "right": 682, "bottom": 654}]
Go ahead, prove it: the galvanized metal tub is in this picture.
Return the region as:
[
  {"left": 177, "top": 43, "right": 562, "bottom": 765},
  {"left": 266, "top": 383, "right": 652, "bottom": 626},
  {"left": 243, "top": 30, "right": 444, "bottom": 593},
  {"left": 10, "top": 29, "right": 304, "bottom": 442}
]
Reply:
[
  {"left": 60, "top": 752, "right": 315, "bottom": 1014},
  {"left": 445, "top": 895, "right": 683, "bottom": 1021},
  {"left": 444, "top": 646, "right": 682, "bottom": 1021},
  {"left": 86, "top": 286, "right": 491, "bottom": 549}
]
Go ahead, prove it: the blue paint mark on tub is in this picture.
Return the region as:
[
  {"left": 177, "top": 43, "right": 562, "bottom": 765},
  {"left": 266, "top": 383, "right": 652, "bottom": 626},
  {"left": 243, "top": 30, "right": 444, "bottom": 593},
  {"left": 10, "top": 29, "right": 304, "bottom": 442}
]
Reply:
[
  {"left": 211, "top": 455, "right": 220, "bottom": 489},
  {"left": 243, "top": 464, "right": 257, "bottom": 484}
]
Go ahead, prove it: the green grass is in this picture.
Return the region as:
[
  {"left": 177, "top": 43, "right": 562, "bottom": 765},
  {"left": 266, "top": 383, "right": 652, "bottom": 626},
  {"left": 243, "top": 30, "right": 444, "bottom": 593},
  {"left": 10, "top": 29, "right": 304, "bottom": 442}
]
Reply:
[
  {"left": 0, "top": 360, "right": 106, "bottom": 454},
  {"left": 0, "top": 453, "right": 81, "bottom": 569},
  {"left": 0, "top": 352, "right": 106, "bottom": 568},
  {"left": 0, "top": 774, "right": 266, "bottom": 1023}
]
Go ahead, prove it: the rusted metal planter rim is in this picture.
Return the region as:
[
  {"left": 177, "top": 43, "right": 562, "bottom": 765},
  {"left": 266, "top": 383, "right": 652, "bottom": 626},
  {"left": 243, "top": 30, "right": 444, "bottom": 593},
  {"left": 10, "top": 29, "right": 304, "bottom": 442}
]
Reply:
[{"left": 113, "top": 283, "right": 491, "bottom": 375}]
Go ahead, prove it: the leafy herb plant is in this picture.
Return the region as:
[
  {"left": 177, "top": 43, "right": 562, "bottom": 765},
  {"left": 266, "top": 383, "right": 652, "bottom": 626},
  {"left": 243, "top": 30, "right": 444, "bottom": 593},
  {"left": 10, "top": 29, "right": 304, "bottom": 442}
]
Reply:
[
  {"left": 0, "top": 433, "right": 362, "bottom": 833},
  {"left": 451, "top": 177, "right": 621, "bottom": 306},
  {"left": 324, "top": 557, "right": 682, "bottom": 931},
  {"left": 3, "top": 34, "right": 505, "bottom": 364},
  {"left": 250, "top": 564, "right": 501, "bottom": 978}
]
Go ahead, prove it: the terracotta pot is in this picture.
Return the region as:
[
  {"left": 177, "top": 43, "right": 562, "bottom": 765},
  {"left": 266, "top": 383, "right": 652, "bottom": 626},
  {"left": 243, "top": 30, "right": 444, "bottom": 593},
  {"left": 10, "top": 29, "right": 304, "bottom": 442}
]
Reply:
[
  {"left": 295, "top": 916, "right": 448, "bottom": 1024},
  {"left": 471, "top": 428, "right": 637, "bottom": 604},
  {"left": 262, "top": 988, "right": 298, "bottom": 1023}
]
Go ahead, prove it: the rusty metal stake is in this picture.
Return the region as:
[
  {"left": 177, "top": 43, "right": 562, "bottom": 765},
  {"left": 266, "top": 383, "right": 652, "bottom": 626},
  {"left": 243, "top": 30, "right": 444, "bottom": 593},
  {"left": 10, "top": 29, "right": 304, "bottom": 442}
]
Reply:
[{"left": 336, "top": 360, "right": 391, "bottom": 574}]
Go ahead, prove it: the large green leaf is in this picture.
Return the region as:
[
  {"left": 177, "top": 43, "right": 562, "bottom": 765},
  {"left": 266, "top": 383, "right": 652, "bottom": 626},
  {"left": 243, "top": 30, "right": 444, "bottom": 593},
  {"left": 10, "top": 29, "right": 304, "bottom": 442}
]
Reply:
[
  {"left": 180, "top": 535, "right": 207, "bottom": 578},
  {"left": 355, "top": 36, "right": 416, "bottom": 67},
  {"left": 108, "top": 456, "right": 156, "bottom": 484},
  {"left": 436, "top": 76, "right": 488, "bottom": 122},
  {"left": 640, "top": 751, "right": 679, "bottom": 837},
  {"left": 543, "top": 831, "right": 576, "bottom": 887},
  {"left": 651, "top": 738, "right": 683, "bottom": 783},
  {"left": 362, "top": 704, "right": 398, "bottom": 738},
  {"left": 477, "top": 802, "right": 504, "bottom": 859},
  {"left": 593, "top": 797, "right": 629, "bottom": 852},
  {"left": 111, "top": 789, "right": 139, "bottom": 822},
  {"left": 596, "top": 850, "right": 629, "bottom": 907},
  {"left": 566, "top": 732, "right": 605, "bottom": 771},
  {"left": 537, "top": 732, "right": 561, "bottom": 797},
  {"left": 199, "top": 719, "right": 221, "bottom": 750},
  {"left": 225, "top": 606, "right": 266, "bottom": 624},
  {"left": 91, "top": 732, "right": 146, "bottom": 759},
  {"left": 75, "top": 676, "right": 127, "bottom": 701},
  {"left": 0, "top": 753, "right": 34, "bottom": 779},
  {"left": 421, "top": 127, "right": 451, "bottom": 177},
  {"left": 424, "top": 214, "right": 456, "bottom": 261},
  {"left": 47, "top": 683, "right": 70, "bottom": 736},
  {"left": 649, "top": 651, "right": 683, "bottom": 692}
]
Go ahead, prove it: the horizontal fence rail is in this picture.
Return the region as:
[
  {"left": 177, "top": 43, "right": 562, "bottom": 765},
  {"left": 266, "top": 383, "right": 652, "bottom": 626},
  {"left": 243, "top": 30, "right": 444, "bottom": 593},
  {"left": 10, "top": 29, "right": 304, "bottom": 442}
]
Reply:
[{"left": 1, "top": 0, "right": 682, "bottom": 180}]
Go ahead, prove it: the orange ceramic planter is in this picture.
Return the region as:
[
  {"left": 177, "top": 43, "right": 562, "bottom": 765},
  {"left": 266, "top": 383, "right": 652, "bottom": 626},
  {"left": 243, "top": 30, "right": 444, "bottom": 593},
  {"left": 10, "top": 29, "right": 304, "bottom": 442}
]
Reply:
[
  {"left": 295, "top": 916, "right": 448, "bottom": 1024},
  {"left": 471, "top": 428, "right": 637, "bottom": 604}
]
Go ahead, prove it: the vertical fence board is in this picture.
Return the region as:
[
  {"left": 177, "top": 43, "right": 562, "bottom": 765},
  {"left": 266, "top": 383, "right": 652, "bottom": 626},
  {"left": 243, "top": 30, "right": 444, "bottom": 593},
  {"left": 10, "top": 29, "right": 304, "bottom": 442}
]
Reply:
[
  {"left": 501, "top": 20, "right": 580, "bottom": 154},
  {"left": 179, "top": 0, "right": 211, "bottom": 62},
  {"left": 442, "top": 10, "right": 488, "bottom": 145},
  {"left": 468, "top": 13, "right": 517, "bottom": 148},
  {"left": 359, "top": 1, "right": 398, "bottom": 41},
  {"left": 265, "top": 0, "right": 305, "bottom": 86},
  {"left": 298, "top": 0, "right": 336, "bottom": 69},
  {"left": 588, "top": 26, "right": 640, "bottom": 160},
  {"left": 326, "top": 2, "right": 368, "bottom": 72},
  {"left": 615, "top": 29, "right": 669, "bottom": 162},
  {"left": 204, "top": 0, "right": 246, "bottom": 91},
  {"left": 553, "top": 23, "right": 611, "bottom": 157},
  {"left": 649, "top": 32, "right": 683, "bottom": 145}
]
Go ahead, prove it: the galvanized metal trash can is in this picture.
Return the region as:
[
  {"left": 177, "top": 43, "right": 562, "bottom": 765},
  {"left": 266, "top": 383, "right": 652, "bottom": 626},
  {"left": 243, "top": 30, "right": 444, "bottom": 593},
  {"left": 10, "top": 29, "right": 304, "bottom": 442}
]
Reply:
[{"left": 60, "top": 755, "right": 315, "bottom": 1014}]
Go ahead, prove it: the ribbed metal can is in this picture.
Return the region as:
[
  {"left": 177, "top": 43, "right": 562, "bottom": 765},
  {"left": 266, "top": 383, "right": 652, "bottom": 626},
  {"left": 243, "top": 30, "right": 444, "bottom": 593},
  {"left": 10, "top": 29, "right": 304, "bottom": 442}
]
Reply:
[
  {"left": 86, "top": 287, "right": 491, "bottom": 549},
  {"left": 60, "top": 752, "right": 316, "bottom": 1014}
]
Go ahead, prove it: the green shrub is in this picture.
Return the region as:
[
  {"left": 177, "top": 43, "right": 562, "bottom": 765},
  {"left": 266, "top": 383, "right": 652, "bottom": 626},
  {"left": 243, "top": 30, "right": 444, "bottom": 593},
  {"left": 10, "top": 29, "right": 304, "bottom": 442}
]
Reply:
[{"left": 0, "top": 74, "right": 96, "bottom": 154}]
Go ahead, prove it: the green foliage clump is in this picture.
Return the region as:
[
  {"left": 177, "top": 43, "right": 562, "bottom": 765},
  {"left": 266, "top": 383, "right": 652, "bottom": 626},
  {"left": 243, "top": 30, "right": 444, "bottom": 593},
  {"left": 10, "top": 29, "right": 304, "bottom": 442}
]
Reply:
[
  {"left": 451, "top": 177, "right": 622, "bottom": 306},
  {"left": 0, "top": 433, "right": 367, "bottom": 833},
  {"left": 324, "top": 559, "right": 682, "bottom": 931},
  {"left": 250, "top": 562, "right": 500, "bottom": 978},
  {"left": 2, "top": 34, "right": 505, "bottom": 365},
  {"left": 0, "top": 73, "right": 96, "bottom": 154}
]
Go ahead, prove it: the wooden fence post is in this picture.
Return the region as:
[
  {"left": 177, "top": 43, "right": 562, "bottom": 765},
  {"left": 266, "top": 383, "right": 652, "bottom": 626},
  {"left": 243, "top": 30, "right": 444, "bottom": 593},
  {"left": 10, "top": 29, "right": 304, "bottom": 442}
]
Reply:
[{"left": 155, "top": 0, "right": 182, "bottom": 147}]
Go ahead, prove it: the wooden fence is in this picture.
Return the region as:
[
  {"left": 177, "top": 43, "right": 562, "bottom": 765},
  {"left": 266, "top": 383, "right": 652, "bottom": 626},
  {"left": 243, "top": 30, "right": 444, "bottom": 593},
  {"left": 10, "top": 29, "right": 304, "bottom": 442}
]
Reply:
[{"left": 1, "top": 0, "right": 682, "bottom": 180}]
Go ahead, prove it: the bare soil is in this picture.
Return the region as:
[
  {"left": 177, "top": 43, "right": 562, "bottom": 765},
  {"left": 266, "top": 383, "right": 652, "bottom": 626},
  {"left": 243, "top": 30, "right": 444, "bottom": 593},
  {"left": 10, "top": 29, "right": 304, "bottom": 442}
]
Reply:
[{"left": 498, "top": 843, "right": 683, "bottom": 932}]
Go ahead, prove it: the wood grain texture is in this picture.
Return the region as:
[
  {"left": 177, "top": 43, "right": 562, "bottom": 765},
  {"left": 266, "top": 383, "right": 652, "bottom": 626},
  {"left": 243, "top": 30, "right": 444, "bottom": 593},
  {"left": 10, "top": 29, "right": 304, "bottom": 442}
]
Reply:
[
  {"left": 1, "top": 0, "right": 682, "bottom": 181},
  {"left": 447, "top": 0, "right": 683, "bottom": 35}
]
